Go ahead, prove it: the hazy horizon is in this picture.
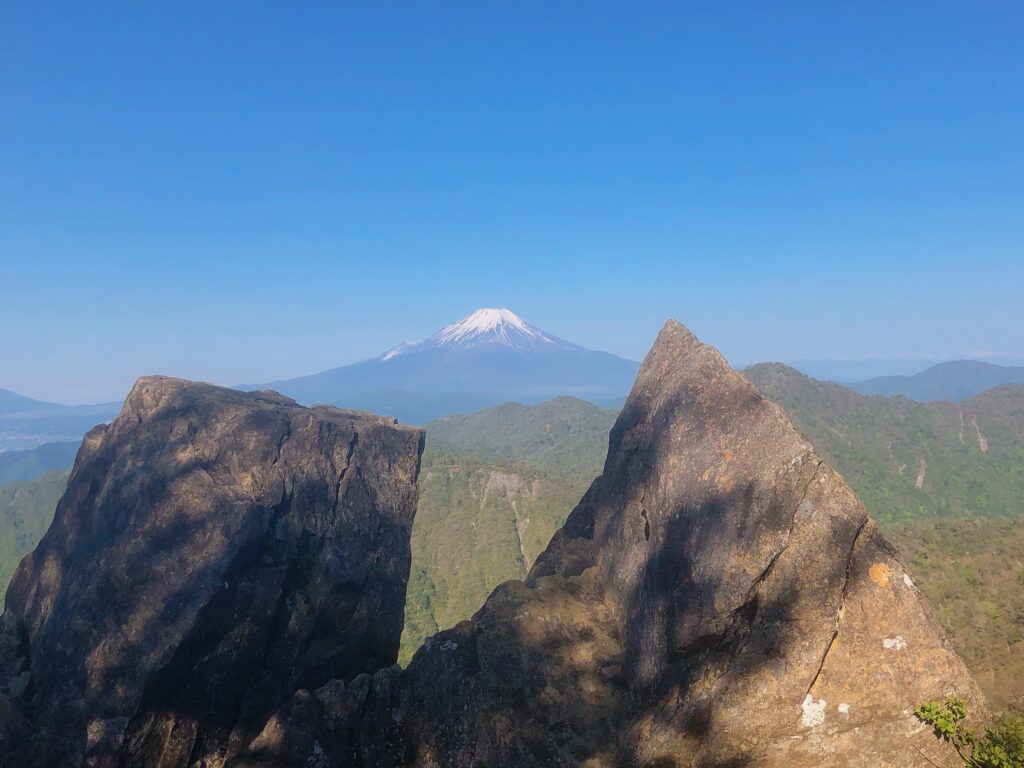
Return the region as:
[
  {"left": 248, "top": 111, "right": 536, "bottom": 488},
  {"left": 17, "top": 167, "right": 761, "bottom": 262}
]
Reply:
[{"left": 5, "top": 303, "right": 1024, "bottom": 405}]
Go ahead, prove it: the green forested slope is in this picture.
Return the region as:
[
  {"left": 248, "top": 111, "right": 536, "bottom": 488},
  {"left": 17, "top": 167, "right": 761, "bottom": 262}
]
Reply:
[
  {"left": 745, "top": 364, "right": 1024, "bottom": 524},
  {"left": 401, "top": 397, "right": 618, "bottom": 662},
  {"left": 400, "top": 448, "right": 588, "bottom": 663},
  {"left": 0, "top": 470, "right": 67, "bottom": 599},
  {"left": 425, "top": 396, "right": 617, "bottom": 484},
  {"left": 0, "top": 441, "right": 79, "bottom": 485},
  {"left": 885, "top": 516, "right": 1024, "bottom": 709}
]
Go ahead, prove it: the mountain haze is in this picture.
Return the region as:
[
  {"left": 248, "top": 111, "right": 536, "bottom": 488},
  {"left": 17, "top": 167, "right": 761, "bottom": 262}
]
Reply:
[
  {"left": 0, "top": 389, "right": 60, "bottom": 415},
  {"left": 250, "top": 308, "right": 638, "bottom": 423},
  {"left": 0, "top": 389, "right": 121, "bottom": 452},
  {"left": 848, "top": 359, "right": 1024, "bottom": 402}
]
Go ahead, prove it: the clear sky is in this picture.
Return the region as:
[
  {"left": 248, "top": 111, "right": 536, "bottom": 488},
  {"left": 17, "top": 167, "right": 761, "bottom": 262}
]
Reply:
[{"left": 2, "top": 2, "right": 1022, "bottom": 403}]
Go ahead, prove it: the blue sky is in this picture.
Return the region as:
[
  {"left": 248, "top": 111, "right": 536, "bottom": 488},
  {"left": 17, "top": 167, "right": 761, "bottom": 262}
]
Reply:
[{"left": 2, "top": 2, "right": 1022, "bottom": 402}]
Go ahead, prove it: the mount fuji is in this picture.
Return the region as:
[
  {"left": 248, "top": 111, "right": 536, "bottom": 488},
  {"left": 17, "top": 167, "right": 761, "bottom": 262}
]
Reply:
[{"left": 250, "top": 309, "right": 639, "bottom": 423}]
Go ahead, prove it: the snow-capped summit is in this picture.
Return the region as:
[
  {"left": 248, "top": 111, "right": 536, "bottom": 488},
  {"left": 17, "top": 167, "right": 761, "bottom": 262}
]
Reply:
[
  {"left": 434, "top": 308, "right": 552, "bottom": 347},
  {"left": 252, "top": 308, "right": 638, "bottom": 423},
  {"left": 381, "top": 308, "right": 567, "bottom": 360}
]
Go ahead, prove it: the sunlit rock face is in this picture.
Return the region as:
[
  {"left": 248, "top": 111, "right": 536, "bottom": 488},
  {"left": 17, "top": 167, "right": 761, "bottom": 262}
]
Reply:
[
  {"left": 0, "top": 377, "right": 424, "bottom": 768},
  {"left": 570, "top": 321, "right": 987, "bottom": 766},
  {"left": 245, "top": 321, "right": 982, "bottom": 768}
]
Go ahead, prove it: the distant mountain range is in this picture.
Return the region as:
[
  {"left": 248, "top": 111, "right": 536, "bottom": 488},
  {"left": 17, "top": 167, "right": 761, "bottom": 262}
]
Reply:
[
  {"left": 0, "top": 389, "right": 120, "bottom": 452},
  {"left": 248, "top": 308, "right": 639, "bottom": 423},
  {"left": 846, "top": 359, "right": 1024, "bottom": 402},
  {"left": 790, "top": 355, "right": 1024, "bottom": 382},
  {"left": 5, "top": 314, "right": 1021, "bottom": 451},
  {"left": 0, "top": 389, "right": 59, "bottom": 415}
]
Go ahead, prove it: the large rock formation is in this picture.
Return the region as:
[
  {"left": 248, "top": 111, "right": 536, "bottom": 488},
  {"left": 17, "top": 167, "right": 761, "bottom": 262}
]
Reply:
[
  {"left": 1, "top": 323, "right": 985, "bottom": 768},
  {"left": 237, "top": 321, "right": 984, "bottom": 767},
  {"left": 0, "top": 377, "right": 424, "bottom": 768}
]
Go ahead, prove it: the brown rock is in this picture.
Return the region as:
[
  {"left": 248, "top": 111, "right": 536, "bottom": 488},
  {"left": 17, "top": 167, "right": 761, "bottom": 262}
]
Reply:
[
  {"left": 3, "top": 321, "right": 984, "bottom": 768},
  {"left": 315, "top": 320, "right": 983, "bottom": 767},
  {"left": 0, "top": 377, "right": 424, "bottom": 768}
]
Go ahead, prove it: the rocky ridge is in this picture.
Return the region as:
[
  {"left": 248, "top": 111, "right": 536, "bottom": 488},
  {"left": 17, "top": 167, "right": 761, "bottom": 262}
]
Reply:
[
  {"left": 240, "top": 321, "right": 985, "bottom": 767},
  {"left": 2, "top": 322, "right": 985, "bottom": 767}
]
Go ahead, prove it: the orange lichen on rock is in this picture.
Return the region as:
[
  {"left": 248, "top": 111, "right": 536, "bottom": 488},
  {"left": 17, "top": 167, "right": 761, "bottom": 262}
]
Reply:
[{"left": 869, "top": 562, "right": 893, "bottom": 588}]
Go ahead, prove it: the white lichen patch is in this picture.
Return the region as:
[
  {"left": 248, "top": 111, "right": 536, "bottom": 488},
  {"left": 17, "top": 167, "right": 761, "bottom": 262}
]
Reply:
[
  {"left": 439, "top": 639, "right": 458, "bottom": 651},
  {"left": 838, "top": 703, "right": 851, "bottom": 715},
  {"left": 903, "top": 573, "right": 915, "bottom": 589},
  {"left": 802, "top": 694, "right": 827, "bottom": 728},
  {"left": 883, "top": 636, "right": 906, "bottom": 651}
]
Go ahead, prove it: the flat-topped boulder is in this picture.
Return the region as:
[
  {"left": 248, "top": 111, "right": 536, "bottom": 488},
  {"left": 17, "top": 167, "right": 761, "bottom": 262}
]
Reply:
[{"left": 0, "top": 376, "right": 424, "bottom": 768}]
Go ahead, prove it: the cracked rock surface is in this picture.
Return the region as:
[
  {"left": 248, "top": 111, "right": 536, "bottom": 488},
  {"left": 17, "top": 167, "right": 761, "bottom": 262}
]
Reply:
[
  {"left": 0, "top": 377, "right": 424, "bottom": 768},
  {"left": 251, "top": 320, "right": 983, "bottom": 767}
]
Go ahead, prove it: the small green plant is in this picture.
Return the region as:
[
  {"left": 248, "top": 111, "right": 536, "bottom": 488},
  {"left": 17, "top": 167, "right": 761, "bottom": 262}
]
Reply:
[
  {"left": 915, "top": 696, "right": 1024, "bottom": 768},
  {"left": 995, "top": 713, "right": 1024, "bottom": 759}
]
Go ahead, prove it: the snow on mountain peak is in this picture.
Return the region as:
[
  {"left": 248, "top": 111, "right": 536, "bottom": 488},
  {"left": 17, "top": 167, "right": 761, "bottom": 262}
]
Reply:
[
  {"left": 434, "top": 308, "right": 545, "bottom": 345},
  {"left": 379, "top": 308, "right": 564, "bottom": 361}
]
